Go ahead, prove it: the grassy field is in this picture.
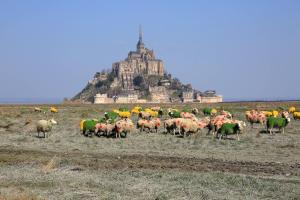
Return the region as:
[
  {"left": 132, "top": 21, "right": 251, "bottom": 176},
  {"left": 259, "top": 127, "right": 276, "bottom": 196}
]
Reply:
[{"left": 0, "top": 102, "right": 299, "bottom": 200}]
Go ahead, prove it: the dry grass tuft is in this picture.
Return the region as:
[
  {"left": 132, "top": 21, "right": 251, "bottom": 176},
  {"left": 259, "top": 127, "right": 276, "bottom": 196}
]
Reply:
[{"left": 41, "top": 155, "right": 58, "bottom": 174}]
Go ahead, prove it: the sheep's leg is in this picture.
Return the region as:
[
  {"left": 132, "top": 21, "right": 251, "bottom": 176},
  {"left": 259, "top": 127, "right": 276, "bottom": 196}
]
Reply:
[{"left": 237, "top": 133, "right": 240, "bottom": 141}]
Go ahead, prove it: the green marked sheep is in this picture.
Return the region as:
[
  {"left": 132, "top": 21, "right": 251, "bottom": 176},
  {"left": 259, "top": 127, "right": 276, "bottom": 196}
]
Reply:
[
  {"left": 217, "top": 122, "right": 244, "bottom": 141},
  {"left": 266, "top": 116, "right": 290, "bottom": 134},
  {"left": 82, "top": 119, "right": 98, "bottom": 137},
  {"left": 104, "top": 111, "right": 118, "bottom": 122},
  {"left": 168, "top": 110, "right": 181, "bottom": 118}
]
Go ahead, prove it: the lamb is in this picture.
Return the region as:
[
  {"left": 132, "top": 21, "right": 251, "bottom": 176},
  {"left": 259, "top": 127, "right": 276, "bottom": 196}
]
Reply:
[
  {"left": 115, "top": 119, "right": 134, "bottom": 138},
  {"left": 36, "top": 119, "right": 57, "bottom": 138},
  {"left": 293, "top": 112, "right": 300, "bottom": 120},
  {"left": 266, "top": 116, "right": 290, "bottom": 134},
  {"left": 217, "top": 122, "right": 244, "bottom": 141}
]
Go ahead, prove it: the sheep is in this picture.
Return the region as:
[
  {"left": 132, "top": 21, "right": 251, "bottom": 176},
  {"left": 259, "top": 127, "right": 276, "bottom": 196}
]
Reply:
[
  {"left": 289, "top": 106, "right": 296, "bottom": 114},
  {"left": 220, "top": 110, "right": 232, "bottom": 119},
  {"left": 104, "top": 111, "right": 118, "bottom": 122},
  {"left": 202, "top": 108, "right": 217, "bottom": 116},
  {"left": 180, "top": 112, "right": 195, "bottom": 119},
  {"left": 118, "top": 111, "right": 131, "bottom": 118},
  {"left": 95, "top": 123, "right": 115, "bottom": 137},
  {"left": 245, "top": 111, "right": 266, "bottom": 128},
  {"left": 82, "top": 119, "right": 98, "bottom": 137},
  {"left": 34, "top": 107, "right": 42, "bottom": 112},
  {"left": 131, "top": 106, "right": 142, "bottom": 114},
  {"left": 115, "top": 119, "right": 134, "bottom": 138},
  {"left": 137, "top": 118, "right": 161, "bottom": 133},
  {"left": 137, "top": 119, "right": 155, "bottom": 133},
  {"left": 150, "top": 106, "right": 161, "bottom": 112},
  {"left": 196, "top": 117, "right": 210, "bottom": 131},
  {"left": 191, "top": 108, "right": 199, "bottom": 115},
  {"left": 207, "top": 114, "right": 228, "bottom": 135},
  {"left": 36, "top": 119, "right": 57, "bottom": 138},
  {"left": 50, "top": 107, "right": 58, "bottom": 113},
  {"left": 163, "top": 119, "right": 176, "bottom": 135},
  {"left": 168, "top": 110, "right": 181, "bottom": 118},
  {"left": 293, "top": 112, "right": 300, "bottom": 120},
  {"left": 138, "top": 111, "right": 151, "bottom": 120},
  {"left": 144, "top": 108, "right": 158, "bottom": 118},
  {"left": 180, "top": 118, "right": 199, "bottom": 137},
  {"left": 217, "top": 122, "right": 244, "bottom": 141},
  {"left": 266, "top": 116, "right": 291, "bottom": 134}
]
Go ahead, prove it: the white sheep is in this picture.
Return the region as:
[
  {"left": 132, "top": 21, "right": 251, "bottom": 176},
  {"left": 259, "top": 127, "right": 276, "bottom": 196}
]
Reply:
[{"left": 36, "top": 119, "right": 57, "bottom": 138}]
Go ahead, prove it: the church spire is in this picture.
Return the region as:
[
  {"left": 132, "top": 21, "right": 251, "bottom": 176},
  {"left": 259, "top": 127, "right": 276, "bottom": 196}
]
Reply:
[
  {"left": 139, "top": 25, "right": 143, "bottom": 42},
  {"left": 137, "top": 25, "right": 145, "bottom": 52}
]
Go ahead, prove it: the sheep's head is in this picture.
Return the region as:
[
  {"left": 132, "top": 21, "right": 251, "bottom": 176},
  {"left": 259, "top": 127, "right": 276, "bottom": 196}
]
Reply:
[{"left": 50, "top": 119, "right": 57, "bottom": 125}]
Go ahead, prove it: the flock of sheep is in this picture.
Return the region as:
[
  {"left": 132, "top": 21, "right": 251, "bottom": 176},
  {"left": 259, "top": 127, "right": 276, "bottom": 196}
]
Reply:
[{"left": 33, "top": 105, "right": 299, "bottom": 140}]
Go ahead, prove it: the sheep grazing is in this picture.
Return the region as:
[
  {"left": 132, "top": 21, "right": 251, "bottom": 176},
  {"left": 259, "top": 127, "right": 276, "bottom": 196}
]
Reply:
[
  {"left": 266, "top": 116, "right": 291, "bottom": 134},
  {"left": 289, "top": 106, "right": 296, "bottom": 114},
  {"left": 245, "top": 110, "right": 266, "bottom": 128},
  {"left": 36, "top": 119, "right": 57, "bottom": 138},
  {"left": 217, "top": 122, "right": 244, "bottom": 141},
  {"left": 293, "top": 112, "right": 300, "bottom": 120},
  {"left": 115, "top": 119, "right": 134, "bottom": 138}
]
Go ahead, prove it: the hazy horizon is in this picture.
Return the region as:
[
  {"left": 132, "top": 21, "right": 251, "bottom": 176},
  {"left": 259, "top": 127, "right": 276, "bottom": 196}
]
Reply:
[{"left": 0, "top": 0, "right": 299, "bottom": 102}]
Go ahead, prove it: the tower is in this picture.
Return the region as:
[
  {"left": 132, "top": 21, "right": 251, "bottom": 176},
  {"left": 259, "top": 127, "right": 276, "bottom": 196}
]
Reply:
[{"left": 136, "top": 25, "right": 145, "bottom": 53}]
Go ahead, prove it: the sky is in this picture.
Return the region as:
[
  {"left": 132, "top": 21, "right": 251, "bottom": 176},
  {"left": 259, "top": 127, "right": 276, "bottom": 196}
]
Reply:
[{"left": 0, "top": 0, "right": 299, "bottom": 102}]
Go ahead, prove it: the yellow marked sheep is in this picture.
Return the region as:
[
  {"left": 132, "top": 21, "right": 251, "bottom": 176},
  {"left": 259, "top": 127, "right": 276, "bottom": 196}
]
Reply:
[
  {"left": 289, "top": 106, "right": 296, "bottom": 113},
  {"left": 50, "top": 107, "right": 58, "bottom": 113},
  {"left": 119, "top": 111, "right": 131, "bottom": 118},
  {"left": 293, "top": 112, "right": 300, "bottom": 120}
]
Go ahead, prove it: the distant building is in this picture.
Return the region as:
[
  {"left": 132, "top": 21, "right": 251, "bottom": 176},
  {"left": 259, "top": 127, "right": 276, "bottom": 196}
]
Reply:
[{"left": 112, "top": 27, "right": 164, "bottom": 90}]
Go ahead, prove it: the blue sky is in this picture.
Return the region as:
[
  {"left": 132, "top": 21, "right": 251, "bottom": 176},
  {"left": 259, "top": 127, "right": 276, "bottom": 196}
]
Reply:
[{"left": 0, "top": 0, "right": 299, "bottom": 101}]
